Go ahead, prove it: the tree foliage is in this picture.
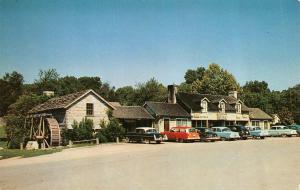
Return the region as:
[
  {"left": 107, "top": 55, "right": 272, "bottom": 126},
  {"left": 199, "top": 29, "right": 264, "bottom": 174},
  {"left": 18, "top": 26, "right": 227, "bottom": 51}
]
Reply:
[
  {"left": 184, "top": 67, "right": 205, "bottom": 84},
  {"left": 191, "top": 63, "right": 240, "bottom": 95},
  {"left": 0, "top": 71, "right": 24, "bottom": 116}
]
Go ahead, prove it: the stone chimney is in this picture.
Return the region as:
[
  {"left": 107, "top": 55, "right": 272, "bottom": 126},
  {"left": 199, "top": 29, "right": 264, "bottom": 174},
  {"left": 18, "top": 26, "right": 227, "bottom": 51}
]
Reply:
[
  {"left": 168, "top": 85, "right": 177, "bottom": 104},
  {"left": 43, "top": 91, "right": 55, "bottom": 97},
  {"left": 228, "top": 91, "right": 238, "bottom": 99}
]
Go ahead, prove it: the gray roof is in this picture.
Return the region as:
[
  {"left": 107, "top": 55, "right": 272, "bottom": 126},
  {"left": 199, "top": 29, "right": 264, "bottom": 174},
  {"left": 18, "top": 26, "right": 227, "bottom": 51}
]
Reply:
[
  {"left": 177, "top": 92, "right": 249, "bottom": 112},
  {"left": 109, "top": 102, "right": 122, "bottom": 107},
  {"left": 144, "top": 101, "right": 191, "bottom": 118},
  {"left": 248, "top": 108, "right": 273, "bottom": 120},
  {"left": 113, "top": 106, "right": 154, "bottom": 120},
  {"left": 30, "top": 89, "right": 115, "bottom": 113}
]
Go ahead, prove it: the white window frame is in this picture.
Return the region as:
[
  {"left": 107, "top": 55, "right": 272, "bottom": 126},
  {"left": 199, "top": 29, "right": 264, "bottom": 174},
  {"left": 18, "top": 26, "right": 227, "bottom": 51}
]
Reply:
[{"left": 201, "top": 100, "right": 208, "bottom": 113}]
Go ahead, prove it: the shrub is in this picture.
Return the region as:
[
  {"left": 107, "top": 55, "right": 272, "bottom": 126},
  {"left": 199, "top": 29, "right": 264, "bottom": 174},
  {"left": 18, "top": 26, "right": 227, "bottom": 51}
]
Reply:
[
  {"left": 63, "top": 118, "right": 94, "bottom": 141},
  {"left": 98, "top": 118, "right": 125, "bottom": 142}
]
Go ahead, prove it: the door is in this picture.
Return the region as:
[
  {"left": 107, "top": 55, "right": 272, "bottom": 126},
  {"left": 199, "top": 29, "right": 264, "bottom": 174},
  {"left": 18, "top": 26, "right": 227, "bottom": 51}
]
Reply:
[{"left": 164, "top": 119, "right": 170, "bottom": 132}]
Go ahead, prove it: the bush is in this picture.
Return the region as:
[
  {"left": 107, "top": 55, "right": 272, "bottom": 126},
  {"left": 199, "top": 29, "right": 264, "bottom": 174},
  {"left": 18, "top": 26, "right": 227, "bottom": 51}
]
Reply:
[
  {"left": 97, "top": 118, "right": 125, "bottom": 142},
  {"left": 96, "top": 131, "right": 108, "bottom": 143},
  {"left": 63, "top": 118, "right": 94, "bottom": 141}
]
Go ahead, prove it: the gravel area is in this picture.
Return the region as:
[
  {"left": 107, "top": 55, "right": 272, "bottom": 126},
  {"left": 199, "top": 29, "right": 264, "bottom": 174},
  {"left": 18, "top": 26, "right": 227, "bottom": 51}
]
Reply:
[{"left": 0, "top": 138, "right": 300, "bottom": 190}]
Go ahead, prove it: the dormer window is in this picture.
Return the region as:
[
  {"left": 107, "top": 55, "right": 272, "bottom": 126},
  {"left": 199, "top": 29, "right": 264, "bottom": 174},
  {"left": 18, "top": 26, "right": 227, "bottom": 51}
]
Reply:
[
  {"left": 219, "top": 102, "right": 225, "bottom": 113},
  {"left": 201, "top": 100, "right": 208, "bottom": 113},
  {"left": 236, "top": 103, "right": 242, "bottom": 114}
]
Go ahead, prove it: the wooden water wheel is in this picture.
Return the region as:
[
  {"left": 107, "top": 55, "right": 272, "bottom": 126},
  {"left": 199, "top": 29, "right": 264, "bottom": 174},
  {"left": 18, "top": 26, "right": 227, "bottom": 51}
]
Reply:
[{"left": 26, "top": 114, "right": 61, "bottom": 148}]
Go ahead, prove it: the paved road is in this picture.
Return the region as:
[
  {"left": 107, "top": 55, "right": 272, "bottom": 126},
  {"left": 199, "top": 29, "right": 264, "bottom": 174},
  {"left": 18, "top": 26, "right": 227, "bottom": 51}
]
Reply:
[{"left": 0, "top": 138, "right": 300, "bottom": 190}]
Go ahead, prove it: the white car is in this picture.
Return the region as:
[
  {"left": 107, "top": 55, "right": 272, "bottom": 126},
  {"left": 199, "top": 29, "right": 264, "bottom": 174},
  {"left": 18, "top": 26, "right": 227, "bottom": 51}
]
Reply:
[
  {"left": 248, "top": 126, "right": 269, "bottom": 139},
  {"left": 211, "top": 127, "right": 240, "bottom": 140},
  {"left": 268, "top": 125, "right": 298, "bottom": 137}
]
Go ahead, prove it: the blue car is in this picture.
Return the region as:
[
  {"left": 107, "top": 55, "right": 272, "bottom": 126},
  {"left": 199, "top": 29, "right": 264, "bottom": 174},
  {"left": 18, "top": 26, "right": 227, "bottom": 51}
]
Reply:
[{"left": 288, "top": 125, "right": 300, "bottom": 135}]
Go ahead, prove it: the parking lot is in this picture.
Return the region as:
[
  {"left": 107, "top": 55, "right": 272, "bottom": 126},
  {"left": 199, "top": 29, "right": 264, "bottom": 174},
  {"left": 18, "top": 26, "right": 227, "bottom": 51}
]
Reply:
[{"left": 0, "top": 137, "right": 300, "bottom": 190}]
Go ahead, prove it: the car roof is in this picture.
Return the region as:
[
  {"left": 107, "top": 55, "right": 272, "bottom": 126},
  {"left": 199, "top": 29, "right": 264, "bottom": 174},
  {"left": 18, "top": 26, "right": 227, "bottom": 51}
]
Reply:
[
  {"left": 136, "top": 127, "right": 156, "bottom": 130},
  {"left": 211, "top": 126, "right": 228, "bottom": 129},
  {"left": 172, "top": 126, "right": 192, "bottom": 129}
]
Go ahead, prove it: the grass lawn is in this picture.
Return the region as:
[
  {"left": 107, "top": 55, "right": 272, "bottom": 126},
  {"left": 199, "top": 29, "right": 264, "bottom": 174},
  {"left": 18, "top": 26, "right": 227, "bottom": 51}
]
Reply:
[{"left": 0, "top": 141, "right": 62, "bottom": 160}]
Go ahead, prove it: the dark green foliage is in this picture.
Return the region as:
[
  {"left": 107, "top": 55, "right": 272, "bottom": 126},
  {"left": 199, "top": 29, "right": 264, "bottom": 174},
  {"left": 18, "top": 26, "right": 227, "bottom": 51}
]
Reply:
[
  {"left": 63, "top": 118, "right": 94, "bottom": 141},
  {"left": 277, "top": 107, "right": 294, "bottom": 125},
  {"left": 184, "top": 67, "right": 205, "bottom": 84},
  {"left": 0, "top": 71, "right": 24, "bottom": 116},
  {"left": 96, "top": 118, "right": 125, "bottom": 142},
  {"left": 115, "top": 86, "right": 135, "bottom": 105},
  {"left": 4, "top": 94, "right": 49, "bottom": 149}
]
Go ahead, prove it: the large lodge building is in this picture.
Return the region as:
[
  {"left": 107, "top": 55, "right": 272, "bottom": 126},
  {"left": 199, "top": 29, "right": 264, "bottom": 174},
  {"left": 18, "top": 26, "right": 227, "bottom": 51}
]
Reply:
[{"left": 30, "top": 85, "right": 273, "bottom": 133}]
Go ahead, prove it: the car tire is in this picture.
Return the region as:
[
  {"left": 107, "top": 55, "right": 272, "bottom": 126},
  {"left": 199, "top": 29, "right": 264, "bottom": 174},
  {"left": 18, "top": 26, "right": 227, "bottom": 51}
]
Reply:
[
  {"left": 260, "top": 136, "right": 265, "bottom": 139},
  {"left": 221, "top": 137, "right": 226, "bottom": 141}
]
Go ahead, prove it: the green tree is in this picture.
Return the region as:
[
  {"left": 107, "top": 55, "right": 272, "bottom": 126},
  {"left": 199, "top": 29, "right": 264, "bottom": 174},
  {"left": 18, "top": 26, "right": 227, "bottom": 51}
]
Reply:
[
  {"left": 115, "top": 86, "right": 135, "bottom": 105},
  {"left": 0, "top": 71, "right": 24, "bottom": 116},
  {"left": 277, "top": 107, "right": 294, "bottom": 125},
  {"left": 34, "top": 69, "right": 60, "bottom": 94},
  {"left": 4, "top": 94, "right": 49, "bottom": 148},
  {"left": 133, "top": 78, "right": 167, "bottom": 105},
  {"left": 184, "top": 67, "right": 205, "bottom": 84},
  {"left": 191, "top": 63, "right": 240, "bottom": 95}
]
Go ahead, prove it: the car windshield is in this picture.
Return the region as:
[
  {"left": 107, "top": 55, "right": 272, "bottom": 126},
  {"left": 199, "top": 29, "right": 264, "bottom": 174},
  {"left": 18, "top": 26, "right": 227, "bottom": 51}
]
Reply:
[
  {"left": 255, "top": 127, "right": 261, "bottom": 130},
  {"left": 146, "top": 129, "right": 157, "bottom": 133},
  {"left": 283, "top": 127, "right": 289, "bottom": 130}
]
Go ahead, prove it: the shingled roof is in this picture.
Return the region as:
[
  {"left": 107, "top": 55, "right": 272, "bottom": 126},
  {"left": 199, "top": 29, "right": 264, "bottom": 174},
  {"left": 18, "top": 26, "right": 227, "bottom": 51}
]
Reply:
[
  {"left": 177, "top": 92, "right": 249, "bottom": 112},
  {"left": 248, "top": 108, "right": 273, "bottom": 120},
  {"left": 30, "top": 89, "right": 115, "bottom": 113},
  {"left": 113, "top": 106, "right": 154, "bottom": 120},
  {"left": 144, "top": 101, "right": 191, "bottom": 118}
]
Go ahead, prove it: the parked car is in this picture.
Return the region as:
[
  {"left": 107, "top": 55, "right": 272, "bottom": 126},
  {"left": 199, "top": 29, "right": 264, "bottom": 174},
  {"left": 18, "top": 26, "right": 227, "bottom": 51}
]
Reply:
[
  {"left": 268, "top": 125, "right": 298, "bottom": 137},
  {"left": 287, "top": 125, "right": 300, "bottom": 135},
  {"left": 211, "top": 127, "right": 240, "bottom": 141},
  {"left": 161, "top": 126, "right": 200, "bottom": 142},
  {"left": 227, "top": 125, "right": 251, "bottom": 140},
  {"left": 125, "top": 127, "right": 167, "bottom": 144},
  {"left": 248, "top": 126, "right": 269, "bottom": 139},
  {"left": 195, "top": 127, "right": 220, "bottom": 142}
]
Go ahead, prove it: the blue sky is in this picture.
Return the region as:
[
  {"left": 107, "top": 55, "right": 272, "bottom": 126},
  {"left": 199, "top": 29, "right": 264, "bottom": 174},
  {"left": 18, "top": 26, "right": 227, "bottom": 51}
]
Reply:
[{"left": 0, "top": 0, "right": 300, "bottom": 90}]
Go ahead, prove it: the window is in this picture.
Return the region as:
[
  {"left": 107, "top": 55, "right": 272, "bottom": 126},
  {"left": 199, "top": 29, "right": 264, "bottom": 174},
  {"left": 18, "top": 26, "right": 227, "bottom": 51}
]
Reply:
[
  {"left": 236, "top": 103, "right": 241, "bottom": 114},
  {"left": 86, "top": 103, "right": 94, "bottom": 116},
  {"left": 220, "top": 102, "right": 225, "bottom": 113},
  {"left": 201, "top": 100, "right": 208, "bottom": 113},
  {"left": 252, "top": 121, "right": 259, "bottom": 127},
  {"left": 176, "top": 118, "right": 188, "bottom": 126}
]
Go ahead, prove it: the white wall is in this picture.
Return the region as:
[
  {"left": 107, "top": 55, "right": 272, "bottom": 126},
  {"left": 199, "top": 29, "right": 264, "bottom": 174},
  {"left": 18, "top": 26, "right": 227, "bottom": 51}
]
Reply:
[{"left": 65, "top": 93, "right": 110, "bottom": 129}]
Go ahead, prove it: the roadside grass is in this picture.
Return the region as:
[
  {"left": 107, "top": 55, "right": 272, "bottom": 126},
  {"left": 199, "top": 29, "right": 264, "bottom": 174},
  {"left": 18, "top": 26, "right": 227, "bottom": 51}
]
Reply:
[
  {"left": 0, "top": 148, "right": 62, "bottom": 159},
  {"left": 0, "top": 141, "right": 100, "bottom": 160},
  {"left": 0, "top": 140, "right": 62, "bottom": 160}
]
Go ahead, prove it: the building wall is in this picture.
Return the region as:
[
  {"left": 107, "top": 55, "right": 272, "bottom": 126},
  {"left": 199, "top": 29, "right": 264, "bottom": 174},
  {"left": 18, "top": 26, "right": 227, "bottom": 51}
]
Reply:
[
  {"left": 65, "top": 93, "right": 110, "bottom": 129},
  {"left": 191, "top": 111, "right": 249, "bottom": 122},
  {"left": 154, "top": 117, "right": 192, "bottom": 132},
  {"left": 249, "top": 119, "right": 271, "bottom": 130}
]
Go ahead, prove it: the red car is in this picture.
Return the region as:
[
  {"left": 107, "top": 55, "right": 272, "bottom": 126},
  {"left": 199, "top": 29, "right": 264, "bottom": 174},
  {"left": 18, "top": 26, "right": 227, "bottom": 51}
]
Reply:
[{"left": 161, "top": 126, "right": 200, "bottom": 142}]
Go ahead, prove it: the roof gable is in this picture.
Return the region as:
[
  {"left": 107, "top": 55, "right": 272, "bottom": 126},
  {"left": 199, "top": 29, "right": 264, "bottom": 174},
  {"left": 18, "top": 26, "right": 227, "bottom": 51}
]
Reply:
[
  {"left": 113, "top": 106, "right": 154, "bottom": 120},
  {"left": 30, "top": 89, "right": 115, "bottom": 113},
  {"left": 144, "top": 101, "right": 191, "bottom": 118},
  {"left": 177, "top": 92, "right": 249, "bottom": 112}
]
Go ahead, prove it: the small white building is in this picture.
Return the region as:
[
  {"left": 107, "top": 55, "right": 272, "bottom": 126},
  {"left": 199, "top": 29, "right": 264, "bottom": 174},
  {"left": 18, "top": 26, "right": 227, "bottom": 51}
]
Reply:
[{"left": 30, "top": 89, "right": 116, "bottom": 129}]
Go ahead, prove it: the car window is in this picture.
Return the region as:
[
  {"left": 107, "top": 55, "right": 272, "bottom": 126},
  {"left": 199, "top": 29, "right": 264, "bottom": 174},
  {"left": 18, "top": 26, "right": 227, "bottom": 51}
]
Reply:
[
  {"left": 136, "top": 129, "right": 144, "bottom": 134},
  {"left": 180, "top": 129, "right": 186, "bottom": 132},
  {"left": 256, "top": 127, "right": 261, "bottom": 130},
  {"left": 146, "top": 129, "right": 157, "bottom": 133},
  {"left": 271, "top": 127, "right": 276, "bottom": 130},
  {"left": 222, "top": 128, "right": 230, "bottom": 132},
  {"left": 283, "top": 127, "right": 288, "bottom": 130}
]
